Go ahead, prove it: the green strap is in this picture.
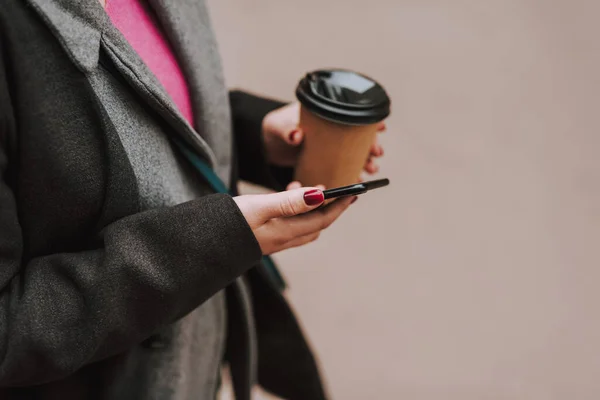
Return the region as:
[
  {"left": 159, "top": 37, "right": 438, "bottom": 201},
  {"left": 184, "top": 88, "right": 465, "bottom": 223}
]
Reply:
[{"left": 173, "top": 138, "right": 286, "bottom": 291}]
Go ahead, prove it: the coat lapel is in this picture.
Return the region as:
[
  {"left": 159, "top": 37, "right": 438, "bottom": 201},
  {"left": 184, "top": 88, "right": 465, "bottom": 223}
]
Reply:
[
  {"left": 25, "top": 0, "right": 225, "bottom": 174},
  {"left": 24, "top": 0, "right": 106, "bottom": 72},
  {"left": 99, "top": 28, "right": 219, "bottom": 170},
  {"left": 146, "top": 0, "right": 233, "bottom": 185}
]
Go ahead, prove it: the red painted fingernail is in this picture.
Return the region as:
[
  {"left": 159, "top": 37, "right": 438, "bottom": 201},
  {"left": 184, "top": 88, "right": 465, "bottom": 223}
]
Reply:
[
  {"left": 303, "top": 189, "right": 324, "bottom": 206},
  {"left": 351, "top": 196, "right": 358, "bottom": 204}
]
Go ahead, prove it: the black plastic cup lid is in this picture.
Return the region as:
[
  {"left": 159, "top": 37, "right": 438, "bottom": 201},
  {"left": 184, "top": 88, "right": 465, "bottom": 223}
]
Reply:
[{"left": 296, "top": 69, "right": 390, "bottom": 126}]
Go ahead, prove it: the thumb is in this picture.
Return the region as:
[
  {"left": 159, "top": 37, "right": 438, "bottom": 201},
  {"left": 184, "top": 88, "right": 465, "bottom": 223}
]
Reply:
[
  {"left": 259, "top": 187, "right": 324, "bottom": 220},
  {"left": 285, "top": 128, "right": 304, "bottom": 146}
]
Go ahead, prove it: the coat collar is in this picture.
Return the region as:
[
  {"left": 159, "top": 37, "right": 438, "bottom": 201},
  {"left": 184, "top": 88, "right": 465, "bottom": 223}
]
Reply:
[
  {"left": 25, "top": 0, "right": 107, "bottom": 71},
  {"left": 24, "top": 0, "right": 233, "bottom": 181}
]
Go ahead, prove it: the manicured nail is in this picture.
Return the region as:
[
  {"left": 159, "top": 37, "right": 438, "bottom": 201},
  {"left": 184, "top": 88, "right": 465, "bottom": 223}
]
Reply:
[
  {"left": 303, "top": 189, "right": 324, "bottom": 206},
  {"left": 351, "top": 196, "right": 358, "bottom": 204},
  {"left": 289, "top": 129, "right": 299, "bottom": 142}
]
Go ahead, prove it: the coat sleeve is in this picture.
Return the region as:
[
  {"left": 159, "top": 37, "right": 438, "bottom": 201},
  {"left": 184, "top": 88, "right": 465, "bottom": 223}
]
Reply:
[
  {"left": 228, "top": 90, "right": 294, "bottom": 191},
  {"left": 0, "top": 46, "right": 262, "bottom": 387}
]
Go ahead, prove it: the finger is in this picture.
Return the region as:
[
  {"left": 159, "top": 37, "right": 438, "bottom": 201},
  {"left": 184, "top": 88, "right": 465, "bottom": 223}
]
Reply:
[
  {"left": 286, "top": 181, "right": 302, "bottom": 190},
  {"left": 259, "top": 187, "right": 324, "bottom": 220},
  {"left": 278, "top": 195, "right": 354, "bottom": 238},
  {"left": 286, "top": 128, "right": 304, "bottom": 146},
  {"left": 369, "top": 137, "right": 384, "bottom": 157},
  {"left": 363, "top": 159, "right": 379, "bottom": 174},
  {"left": 377, "top": 121, "right": 386, "bottom": 132},
  {"left": 369, "top": 144, "right": 383, "bottom": 158},
  {"left": 316, "top": 184, "right": 326, "bottom": 190},
  {"left": 279, "top": 231, "right": 321, "bottom": 252}
]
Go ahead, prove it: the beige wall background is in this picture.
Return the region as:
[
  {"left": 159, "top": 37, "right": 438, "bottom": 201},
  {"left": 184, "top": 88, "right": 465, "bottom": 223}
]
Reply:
[{"left": 207, "top": 0, "right": 600, "bottom": 398}]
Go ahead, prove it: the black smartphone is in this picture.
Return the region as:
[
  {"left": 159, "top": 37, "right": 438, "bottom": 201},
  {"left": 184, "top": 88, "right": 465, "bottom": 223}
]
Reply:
[{"left": 322, "top": 178, "right": 390, "bottom": 200}]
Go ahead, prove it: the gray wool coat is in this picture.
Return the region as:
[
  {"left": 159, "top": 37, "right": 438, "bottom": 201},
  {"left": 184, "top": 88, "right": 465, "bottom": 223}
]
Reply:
[{"left": 0, "top": 0, "right": 327, "bottom": 399}]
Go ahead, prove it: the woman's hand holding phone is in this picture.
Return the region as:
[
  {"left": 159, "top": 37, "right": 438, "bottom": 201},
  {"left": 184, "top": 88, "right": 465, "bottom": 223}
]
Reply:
[
  {"left": 234, "top": 178, "right": 388, "bottom": 255},
  {"left": 234, "top": 183, "right": 355, "bottom": 255}
]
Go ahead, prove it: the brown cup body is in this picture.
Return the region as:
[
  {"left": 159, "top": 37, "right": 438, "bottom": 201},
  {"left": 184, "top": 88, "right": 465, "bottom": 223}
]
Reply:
[{"left": 294, "top": 105, "right": 379, "bottom": 189}]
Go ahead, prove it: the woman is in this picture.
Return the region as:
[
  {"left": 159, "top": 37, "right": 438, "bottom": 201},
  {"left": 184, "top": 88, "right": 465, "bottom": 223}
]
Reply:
[{"left": 0, "top": 0, "right": 384, "bottom": 399}]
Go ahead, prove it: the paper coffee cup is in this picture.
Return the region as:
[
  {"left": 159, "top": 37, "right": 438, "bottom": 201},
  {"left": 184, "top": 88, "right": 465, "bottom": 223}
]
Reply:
[{"left": 294, "top": 69, "right": 391, "bottom": 189}]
